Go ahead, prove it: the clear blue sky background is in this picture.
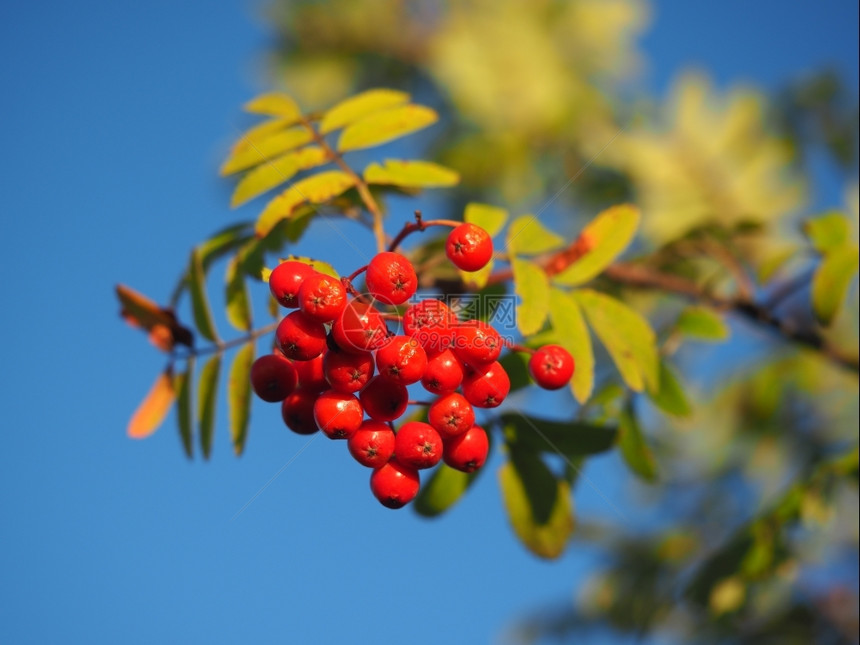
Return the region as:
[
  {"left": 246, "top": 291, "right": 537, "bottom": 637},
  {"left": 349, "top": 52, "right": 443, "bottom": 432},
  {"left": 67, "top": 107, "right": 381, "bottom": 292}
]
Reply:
[{"left": 0, "top": 2, "right": 856, "bottom": 644}]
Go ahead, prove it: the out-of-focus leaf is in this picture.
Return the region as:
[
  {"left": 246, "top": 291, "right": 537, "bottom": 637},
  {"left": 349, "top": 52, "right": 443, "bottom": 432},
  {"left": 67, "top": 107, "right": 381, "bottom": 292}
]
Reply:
[
  {"left": 188, "top": 248, "right": 219, "bottom": 343},
  {"left": 414, "top": 464, "right": 479, "bottom": 517},
  {"left": 220, "top": 127, "right": 314, "bottom": 176},
  {"left": 811, "top": 244, "right": 859, "bottom": 325},
  {"left": 225, "top": 257, "right": 252, "bottom": 332},
  {"left": 230, "top": 146, "right": 328, "bottom": 207},
  {"left": 709, "top": 577, "right": 746, "bottom": 616},
  {"left": 675, "top": 306, "right": 730, "bottom": 342},
  {"left": 499, "top": 451, "right": 574, "bottom": 559},
  {"left": 243, "top": 92, "right": 302, "bottom": 121},
  {"left": 512, "top": 259, "right": 550, "bottom": 335},
  {"left": 175, "top": 360, "right": 193, "bottom": 458},
  {"left": 501, "top": 414, "right": 617, "bottom": 457},
  {"left": 465, "top": 202, "right": 508, "bottom": 238},
  {"left": 574, "top": 289, "right": 659, "bottom": 392},
  {"left": 116, "top": 284, "right": 193, "bottom": 351},
  {"left": 255, "top": 170, "right": 356, "bottom": 237},
  {"left": 803, "top": 211, "right": 851, "bottom": 253},
  {"left": 548, "top": 288, "right": 594, "bottom": 403},
  {"left": 553, "top": 205, "right": 640, "bottom": 286},
  {"left": 127, "top": 370, "right": 176, "bottom": 439},
  {"left": 364, "top": 159, "right": 459, "bottom": 188},
  {"left": 229, "top": 343, "right": 254, "bottom": 456},
  {"left": 507, "top": 215, "right": 564, "bottom": 256},
  {"left": 198, "top": 355, "right": 221, "bottom": 460},
  {"left": 338, "top": 104, "right": 438, "bottom": 152},
  {"left": 618, "top": 406, "right": 658, "bottom": 482},
  {"left": 758, "top": 246, "right": 800, "bottom": 284},
  {"left": 319, "top": 89, "right": 410, "bottom": 134},
  {"left": 647, "top": 360, "right": 692, "bottom": 418},
  {"left": 499, "top": 351, "right": 531, "bottom": 393}
]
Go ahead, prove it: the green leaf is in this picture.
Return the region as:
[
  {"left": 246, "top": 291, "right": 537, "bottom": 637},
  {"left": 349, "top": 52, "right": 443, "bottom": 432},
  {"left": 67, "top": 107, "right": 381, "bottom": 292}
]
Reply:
[
  {"left": 337, "top": 104, "right": 438, "bottom": 152},
  {"left": 675, "top": 306, "right": 730, "bottom": 342},
  {"left": 501, "top": 413, "right": 617, "bottom": 458},
  {"left": 414, "top": 464, "right": 479, "bottom": 517},
  {"left": 225, "top": 257, "right": 252, "bottom": 332},
  {"left": 548, "top": 288, "right": 594, "bottom": 403},
  {"left": 499, "top": 351, "right": 531, "bottom": 393},
  {"left": 647, "top": 360, "right": 692, "bottom": 418},
  {"left": 574, "top": 289, "right": 659, "bottom": 393},
  {"left": 512, "top": 259, "right": 550, "bottom": 335},
  {"left": 464, "top": 203, "right": 509, "bottom": 238},
  {"left": 255, "top": 170, "right": 356, "bottom": 237},
  {"left": 229, "top": 343, "right": 254, "bottom": 456},
  {"left": 804, "top": 211, "right": 851, "bottom": 253},
  {"left": 175, "top": 359, "right": 193, "bottom": 459},
  {"left": 618, "top": 406, "right": 658, "bottom": 482},
  {"left": 812, "top": 244, "right": 860, "bottom": 325},
  {"left": 757, "top": 246, "right": 799, "bottom": 284},
  {"left": 231, "top": 146, "right": 328, "bottom": 207},
  {"left": 188, "top": 248, "right": 219, "bottom": 343},
  {"left": 499, "top": 452, "right": 574, "bottom": 559},
  {"left": 319, "top": 89, "right": 410, "bottom": 134},
  {"left": 220, "top": 127, "right": 314, "bottom": 176},
  {"left": 553, "top": 205, "right": 641, "bottom": 286},
  {"left": 363, "top": 159, "right": 459, "bottom": 188},
  {"left": 506, "top": 215, "right": 564, "bottom": 256},
  {"left": 243, "top": 92, "right": 302, "bottom": 121},
  {"left": 198, "top": 354, "right": 221, "bottom": 460}
]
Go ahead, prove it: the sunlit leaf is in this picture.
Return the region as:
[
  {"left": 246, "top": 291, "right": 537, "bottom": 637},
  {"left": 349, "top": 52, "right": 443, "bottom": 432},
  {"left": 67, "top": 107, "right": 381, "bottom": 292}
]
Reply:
[
  {"left": 175, "top": 360, "right": 193, "bottom": 458},
  {"left": 230, "top": 118, "right": 291, "bottom": 154},
  {"left": 243, "top": 92, "right": 302, "bottom": 121},
  {"left": 363, "top": 159, "right": 459, "bottom": 188},
  {"left": 501, "top": 414, "right": 617, "bottom": 457},
  {"left": 709, "top": 577, "right": 746, "bottom": 616},
  {"left": 618, "top": 406, "right": 658, "bottom": 482},
  {"left": 553, "top": 205, "right": 640, "bottom": 286},
  {"left": 512, "top": 259, "right": 550, "bottom": 335},
  {"left": 811, "top": 244, "right": 859, "bottom": 325},
  {"left": 230, "top": 146, "right": 328, "bottom": 207},
  {"left": 225, "top": 257, "right": 252, "bottom": 332},
  {"left": 188, "top": 248, "right": 219, "bottom": 343},
  {"left": 464, "top": 203, "right": 508, "bottom": 238},
  {"left": 221, "top": 127, "right": 314, "bottom": 176},
  {"left": 229, "top": 343, "right": 254, "bottom": 456},
  {"left": 319, "top": 89, "right": 410, "bottom": 134},
  {"left": 758, "top": 245, "right": 799, "bottom": 284},
  {"left": 414, "top": 464, "right": 479, "bottom": 517},
  {"left": 198, "top": 355, "right": 221, "bottom": 460},
  {"left": 255, "top": 170, "right": 356, "bottom": 237},
  {"left": 675, "top": 306, "right": 730, "bottom": 342},
  {"left": 282, "top": 255, "right": 340, "bottom": 279},
  {"left": 506, "top": 215, "right": 564, "bottom": 256},
  {"left": 803, "top": 211, "right": 851, "bottom": 253},
  {"left": 116, "top": 284, "right": 193, "bottom": 351},
  {"left": 548, "top": 288, "right": 594, "bottom": 403},
  {"left": 647, "top": 360, "right": 692, "bottom": 417},
  {"left": 127, "top": 370, "right": 175, "bottom": 439},
  {"left": 337, "top": 104, "right": 438, "bottom": 152}
]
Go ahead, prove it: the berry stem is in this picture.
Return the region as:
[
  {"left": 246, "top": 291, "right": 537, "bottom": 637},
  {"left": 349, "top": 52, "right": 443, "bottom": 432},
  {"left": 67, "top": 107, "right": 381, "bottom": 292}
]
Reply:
[
  {"left": 505, "top": 341, "right": 535, "bottom": 355},
  {"left": 388, "top": 210, "right": 463, "bottom": 252},
  {"left": 407, "top": 400, "right": 432, "bottom": 406}
]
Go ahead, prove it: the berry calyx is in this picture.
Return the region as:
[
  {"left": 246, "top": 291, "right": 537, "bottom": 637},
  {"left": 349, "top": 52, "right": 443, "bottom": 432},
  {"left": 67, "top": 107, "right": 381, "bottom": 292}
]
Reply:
[
  {"left": 323, "top": 350, "right": 375, "bottom": 393},
  {"left": 375, "top": 335, "right": 428, "bottom": 385},
  {"left": 421, "top": 349, "right": 465, "bottom": 394},
  {"left": 443, "top": 425, "right": 490, "bottom": 473},
  {"left": 331, "top": 299, "right": 389, "bottom": 353},
  {"left": 394, "top": 421, "right": 443, "bottom": 470},
  {"left": 370, "top": 459, "right": 420, "bottom": 509},
  {"left": 269, "top": 261, "right": 316, "bottom": 308},
  {"left": 297, "top": 273, "right": 347, "bottom": 323},
  {"left": 313, "top": 390, "right": 364, "bottom": 440},
  {"left": 348, "top": 420, "right": 396, "bottom": 468},
  {"left": 428, "top": 392, "right": 475, "bottom": 438},
  {"left": 528, "top": 345, "right": 575, "bottom": 390},
  {"left": 359, "top": 376, "right": 409, "bottom": 422},
  {"left": 365, "top": 252, "right": 418, "bottom": 306},
  {"left": 250, "top": 353, "right": 298, "bottom": 402},
  {"left": 462, "top": 361, "right": 511, "bottom": 408},
  {"left": 445, "top": 223, "right": 493, "bottom": 272},
  {"left": 281, "top": 387, "right": 320, "bottom": 435},
  {"left": 276, "top": 311, "right": 327, "bottom": 361}
]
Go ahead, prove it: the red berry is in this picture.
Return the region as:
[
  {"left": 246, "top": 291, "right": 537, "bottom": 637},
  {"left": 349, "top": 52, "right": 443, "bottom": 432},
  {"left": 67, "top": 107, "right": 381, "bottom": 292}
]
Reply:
[
  {"left": 250, "top": 353, "right": 298, "bottom": 402},
  {"left": 375, "top": 335, "right": 428, "bottom": 385},
  {"left": 276, "top": 311, "right": 327, "bottom": 361},
  {"left": 529, "top": 345, "right": 575, "bottom": 390},
  {"left": 462, "top": 361, "right": 511, "bottom": 408},
  {"left": 394, "top": 421, "right": 443, "bottom": 470},
  {"left": 443, "top": 425, "right": 489, "bottom": 473},
  {"left": 370, "top": 459, "right": 420, "bottom": 509},
  {"left": 331, "top": 299, "right": 389, "bottom": 354},
  {"left": 366, "top": 252, "right": 418, "bottom": 306},
  {"left": 291, "top": 353, "right": 327, "bottom": 391},
  {"left": 297, "top": 273, "right": 347, "bottom": 323},
  {"left": 446, "top": 223, "right": 493, "bottom": 272},
  {"left": 313, "top": 390, "right": 363, "bottom": 440},
  {"left": 359, "top": 376, "right": 409, "bottom": 422},
  {"left": 269, "top": 261, "right": 316, "bottom": 308},
  {"left": 452, "top": 320, "right": 502, "bottom": 367},
  {"left": 421, "top": 349, "right": 465, "bottom": 394},
  {"left": 281, "top": 387, "right": 320, "bottom": 435},
  {"left": 323, "top": 350, "right": 375, "bottom": 393},
  {"left": 403, "top": 299, "right": 457, "bottom": 354},
  {"left": 428, "top": 392, "right": 475, "bottom": 438},
  {"left": 348, "top": 420, "right": 396, "bottom": 468}
]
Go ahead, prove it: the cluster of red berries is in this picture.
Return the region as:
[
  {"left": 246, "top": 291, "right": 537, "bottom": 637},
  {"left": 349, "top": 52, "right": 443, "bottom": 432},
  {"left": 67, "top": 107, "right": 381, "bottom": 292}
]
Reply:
[{"left": 249, "top": 223, "right": 575, "bottom": 509}]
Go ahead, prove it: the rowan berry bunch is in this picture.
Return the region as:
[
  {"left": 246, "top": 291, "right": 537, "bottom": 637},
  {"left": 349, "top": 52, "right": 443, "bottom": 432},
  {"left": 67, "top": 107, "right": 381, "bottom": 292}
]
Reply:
[{"left": 249, "top": 219, "right": 575, "bottom": 509}]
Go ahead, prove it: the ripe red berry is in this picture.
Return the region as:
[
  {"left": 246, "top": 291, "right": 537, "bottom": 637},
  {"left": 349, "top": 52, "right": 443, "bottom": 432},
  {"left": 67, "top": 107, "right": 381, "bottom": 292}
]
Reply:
[
  {"left": 446, "top": 223, "right": 493, "bottom": 272},
  {"left": 370, "top": 459, "right": 420, "bottom": 509},
  {"left": 452, "top": 320, "right": 502, "bottom": 367},
  {"left": 281, "top": 387, "right": 320, "bottom": 435},
  {"left": 462, "top": 361, "right": 511, "bottom": 408},
  {"left": 348, "top": 420, "right": 396, "bottom": 468},
  {"left": 250, "top": 353, "right": 298, "bottom": 402},
  {"left": 359, "top": 376, "right": 409, "bottom": 422},
  {"left": 323, "top": 350, "right": 375, "bottom": 393},
  {"left": 428, "top": 392, "right": 475, "bottom": 438},
  {"left": 421, "top": 349, "right": 465, "bottom": 394},
  {"left": 297, "top": 273, "right": 347, "bottom": 323},
  {"left": 291, "top": 353, "right": 327, "bottom": 391},
  {"left": 443, "top": 425, "right": 489, "bottom": 473},
  {"left": 276, "top": 311, "right": 327, "bottom": 361},
  {"left": 375, "top": 335, "right": 428, "bottom": 385},
  {"left": 313, "top": 390, "right": 364, "bottom": 440},
  {"left": 394, "top": 421, "right": 443, "bottom": 470},
  {"left": 331, "top": 299, "right": 389, "bottom": 354},
  {"left": 403, "top": 299, "right": 457, "bottom": 354},
  {"left": 269, "top": 261, "right": 316, "bottom": 308},
  {"left": 529, "top": 345, "right": 575, "bottom": 390},
  {"left": 366, "top": 252, "right": 418, "bottom": 306}
]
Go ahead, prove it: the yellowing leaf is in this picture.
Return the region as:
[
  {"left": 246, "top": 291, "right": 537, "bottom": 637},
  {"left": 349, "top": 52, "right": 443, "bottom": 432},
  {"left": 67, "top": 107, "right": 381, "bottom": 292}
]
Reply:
[
  {"left": 229, "top": 343, "right": 254, "bottom": 456},
  {"left": 128, "top": 370, "right": 175, "bottom": 439},
  {"left": 553, "top": 205, "right": 640, "bottom": 286},
  {"left": 255, "top": 170, "right": 356, "bottom": 237},
  {"left": 225, "top": 257, "right": 252, "bottom": 332},
  {"left": 363, "top": 159, "right": 459, "bottom": 188},
  {"left": 709, "top": 577, "right": 746, "bottom": 616},
  {"left": 230, "top": 118, "right": 291, "bottom": 154},
  {"left": 804, "top": 211, "right": 851, "bottom": 254},
  {"left": 198, "top": 355, "right": 221, "bottom": 460},
  {"left": 320, "top": 88, "right": 410, "bottom": 134},
  {"left": 512, "top": 259, "right": 550, "bottom": 335},
  {"left": 188, "top": 248, "right": 219, "bottom": 343},
  {"left": 465, "top": 203, "right": 508, "bottom": 238},
  {"left": 675, "top": 306, "right": 730, "bottom": 342},
  {"left": 574, "top": 289, "right": 659, "bottom": 392},
  {"left": 507, "top": 215, "right": 565, "bottom": 256},
  {"left": 548, "top": 288, "right": 594, "bottom": 403},
  {"left": 175, "top": 360, "right": 193, "bottom": 458},
  {"left": 116, "top": 284, "right": 193, "bottom": 351},
  {"left": 414, "top": 464, "right": 477, "bottom": 517},
  {"left": 221, "top": 127, "right": 314, "bottom": 176},
  {"left": 812, "top": 244, "right": 860, "bottom": 325},
  {"left": 618, "top": 406, "right": 658, "bottom": 482},
  {"left": 337, "top": 104, "right": 438, "bottom": 152},
  {"left": 758, "top": 245, "right": 799, "bottom": 284},
  {"left": 243, "top": 92, "right": 302, "bottom": 121},
  {"left": 231, "top": 146, "right": 328, "bottom": 208}
]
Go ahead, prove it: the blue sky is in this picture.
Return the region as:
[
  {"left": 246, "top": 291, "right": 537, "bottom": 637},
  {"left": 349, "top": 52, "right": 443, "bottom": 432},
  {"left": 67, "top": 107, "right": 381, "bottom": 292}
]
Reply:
[{"left": 0, "top": 2, "right": 857, "bottom": 644}]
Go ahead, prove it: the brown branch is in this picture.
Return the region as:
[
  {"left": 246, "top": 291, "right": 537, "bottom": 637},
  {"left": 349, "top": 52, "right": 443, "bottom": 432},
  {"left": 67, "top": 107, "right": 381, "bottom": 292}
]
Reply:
[{"left": 170, "top": 321, "right": 279, "bottom": 362}]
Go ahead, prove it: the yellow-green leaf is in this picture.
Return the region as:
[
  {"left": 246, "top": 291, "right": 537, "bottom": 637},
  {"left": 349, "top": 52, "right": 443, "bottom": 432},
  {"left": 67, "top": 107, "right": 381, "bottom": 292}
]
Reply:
[
  {"left": 512, "top": 259, "right": 550, "bottom": 335},
  {"left": 709, "top": 577, "right": 746, "bottom": 616},
  {"left": 225, "top": 257, "right": 252, "bottom": 332},
  {"left": 574, "top": 289, "right": 658, "bottom": 393},
  {"left": 231, "top": 146, "right": 328, "bottom": 208},
  {"left": 175, "top": 360, "right": 193, "bottom": 458},
  {"left": 507, "top": 215, "right": 564, "bottom": 256},
  {"left": 127, "top": 370, "right": 175, "bottom": 439},
  {"left": 465, "top": 203, "right": 508, "bottom": 238},
  {"left": 337, "top": 104, "right": 438, "bottom": 152},
  {"left": 618, "top": 406, "right": 658, "bottom": 482},
  {"left": 230, "top": 118, "right": 291, "bottom": 154},
  {"left": 812, "top": 244, "right": 860, "bottom": 325},
  {"left": 675, "top": 306, "right": 730, "bottom": 342},
  {"left": 220, "top": 127, "right": 314, "bottom": 176},
  {"left": 243, "top": 92, "right": 302, "bottom": 121},
  {"left": 758, "top": 246, "right": 799, "bottom": 284},
  {"left": 280, "top": 255, "right": 340, "bottom": 279},
  {"left": 647, "top": 360, "right": 692, "bottom": 418},
  {"left": 198, "top": 355, "right": 221, "bottom": 460},
  {"left": 229, "top": 343, "right": 254, "bottom": 456},
  {"left": 501, "top": 414, "right": 617, "bottom": 457},
  {"left": 553, "top": 205, "right": 640, "bottom": 286},
  {"left": 255, "top": 170, "right": 356, "bottom": 237},
  {"left": 363, "top": 159, "right": 459, "bottom": 188},
  {"left": 319, "top": 89, "right": 410, "bottom": 134},
  {"left": 804, "top": 211, "right": 851, "bottom": 254},
  {"left": 548, "top": 288, "right": 594, "bottom": 403},
  {"left": 189, "top": 248, "right": 219, "bottom": 343},
  {"left": 414, "top": 464, "right": 476, "bottom": 517}
]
